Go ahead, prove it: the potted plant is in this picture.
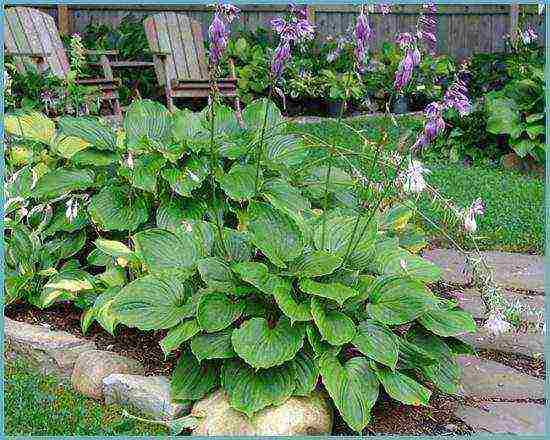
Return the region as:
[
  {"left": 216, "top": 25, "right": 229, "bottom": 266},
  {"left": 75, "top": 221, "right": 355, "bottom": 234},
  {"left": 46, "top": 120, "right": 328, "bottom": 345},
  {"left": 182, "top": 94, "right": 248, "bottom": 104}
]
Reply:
[{"left": 322, "top": 69, "right": 364, "bottom": 118}]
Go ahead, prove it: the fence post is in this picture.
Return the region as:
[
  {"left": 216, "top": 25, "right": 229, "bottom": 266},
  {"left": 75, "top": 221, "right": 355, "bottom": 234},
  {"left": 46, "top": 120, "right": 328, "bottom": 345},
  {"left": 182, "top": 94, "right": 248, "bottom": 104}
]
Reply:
[
  {"left": 58, "top": 5, "right": 71, "bottom": 35},
  {"left": 510, "top": 3, "right": 519, "bottom": 44},
  {"left": 307, "top": 5, "right": 316, "bottom": 26}
]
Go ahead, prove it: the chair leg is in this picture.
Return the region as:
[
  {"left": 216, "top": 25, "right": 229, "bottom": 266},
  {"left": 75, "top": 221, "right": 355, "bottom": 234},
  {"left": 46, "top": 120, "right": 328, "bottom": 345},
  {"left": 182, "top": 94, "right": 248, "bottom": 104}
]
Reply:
[
  {"left": 166, "top": 86, "right": 176, "bottom": 112},
  {"left": 112, "top": 97, "right": 122, "bottom": 118}
]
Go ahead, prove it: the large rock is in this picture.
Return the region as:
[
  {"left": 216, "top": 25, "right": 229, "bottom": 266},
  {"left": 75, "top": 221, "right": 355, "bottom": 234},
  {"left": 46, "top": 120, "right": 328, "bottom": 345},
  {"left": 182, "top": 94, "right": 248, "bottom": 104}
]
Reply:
[
  {"left": 422, "top": 249, "right": 544, "bottom": 293},
  {"left": 451, "top": 289, "right": 544, "bottom": 323},
  {"left": 190, "top": 390, "right": 333, "bottom": 436},
  {"left": 71, "top": 350, "right": 144, "bottom": 399},
  {"left": 455, "top": 402, "right": 544, "bottom": 434},
  {"left": 457, "top": 355, "right": 544, "bottom": 400},
  {"left": 103, "top": 374, "right": 189, "bottom": 421},
  {"left": 458, "top": 329, "right": 544, "bottom": 359},
  {"left": 4, "top": 317, "right": 95, "bottom": 380}
]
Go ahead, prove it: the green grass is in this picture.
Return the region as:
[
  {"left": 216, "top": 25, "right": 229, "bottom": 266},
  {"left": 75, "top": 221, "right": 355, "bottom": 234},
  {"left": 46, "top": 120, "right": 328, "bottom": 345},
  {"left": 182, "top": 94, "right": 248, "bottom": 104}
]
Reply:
[
  {"left": 4, "top": 360, "right": 168, "bottom": 436},
  {"left": 289, "top": 115, "right": 544, "bottom": 254}
]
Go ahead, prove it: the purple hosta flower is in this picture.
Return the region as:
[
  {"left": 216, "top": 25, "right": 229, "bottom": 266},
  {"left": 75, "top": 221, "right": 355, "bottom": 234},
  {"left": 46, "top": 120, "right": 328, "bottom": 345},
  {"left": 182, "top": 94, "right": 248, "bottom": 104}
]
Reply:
[
  {"left": 354, "top": 8, "right": 372, "bottom": 72},
  {"left": 208, "top": 3, "right": 240, "bottom": 67},
  {"left": 418, "top": 3, "right": 437, "bottom": 54},
  {"left": 520, "top": 24, "right": 538, "bottom": 45},
  {"left": 484, "top": 312, "right": 512, "bottom": 335},
  {"left": 377, "top": 4, "right": 392, "bottom": 15},
  {"left": 218, "top": 3, "right": 240, "bottom": 22},
  {"left": 463, "top": 197, "right": 484, "bottom": 233},
  {"left": 399, "top": 159, "right": 430, "bottom": 193},
  {"left": 443, "top": 78, "right": 471, "bottom": 116},
  {"left": 394, "top": 49, "right": 416, "bottom": 91},
  {"left": 396, "top": 32, "right": 415, "bottom": 49},
  {"left": 412, "top": 102, "right": 445, "bottom": 150},
  {"left": 271, "top": 41, "right": 291, "bottom": 78},
  {"left": 65, "top": 198, "right": 79, "bottom": 223},
  {"left": 290, "top": 3, "right": 308, "bottom": 20}
]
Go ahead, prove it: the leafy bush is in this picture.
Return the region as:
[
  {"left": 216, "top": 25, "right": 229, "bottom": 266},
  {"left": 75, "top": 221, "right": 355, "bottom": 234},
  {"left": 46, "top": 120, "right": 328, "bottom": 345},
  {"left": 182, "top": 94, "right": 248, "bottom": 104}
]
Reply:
[{"left": 5, "top": 99, "right": 476, "bottom": 433}]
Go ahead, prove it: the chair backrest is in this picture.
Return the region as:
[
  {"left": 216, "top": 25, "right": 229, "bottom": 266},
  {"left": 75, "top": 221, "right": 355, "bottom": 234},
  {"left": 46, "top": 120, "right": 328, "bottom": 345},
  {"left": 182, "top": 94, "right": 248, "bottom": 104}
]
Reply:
[
  {"left": 144, "top": 12, "right": 209, "bottom": 85},
  {"left": 4, "top": 7, "right": 70, "bottom": 79}
]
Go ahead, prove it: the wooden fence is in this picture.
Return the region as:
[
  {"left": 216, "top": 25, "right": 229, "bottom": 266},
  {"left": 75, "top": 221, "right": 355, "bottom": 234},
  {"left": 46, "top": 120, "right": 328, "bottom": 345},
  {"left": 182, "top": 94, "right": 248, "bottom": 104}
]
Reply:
[{"left": 16, "top": 4, "right": 545, "bottom": 59}]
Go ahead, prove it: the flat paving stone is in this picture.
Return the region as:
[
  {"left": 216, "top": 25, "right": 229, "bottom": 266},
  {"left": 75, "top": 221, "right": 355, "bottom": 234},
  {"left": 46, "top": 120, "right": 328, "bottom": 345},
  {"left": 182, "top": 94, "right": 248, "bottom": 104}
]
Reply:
[
  {"left": 458, "top": 329, "right": 544, "bottom": 359},
  {"left": 422, "top": 249, "right": 544, "bottom": 293},
  {"left": 451, "top": 289, "right": 544, "bottom": 323},
  {"left": 457, "top": 355, "right": 544, "bottom": 400},
  {"left": 454, "top": 402, "right": 544, "bottom": 434}
]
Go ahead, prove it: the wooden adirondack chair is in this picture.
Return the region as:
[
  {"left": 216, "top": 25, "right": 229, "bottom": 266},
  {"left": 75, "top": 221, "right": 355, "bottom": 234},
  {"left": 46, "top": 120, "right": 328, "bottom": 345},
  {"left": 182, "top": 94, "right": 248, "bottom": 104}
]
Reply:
[
  {"left": 4, "top": 7, "right": 122, "bottom": 117},
  {"left": 143, "top": 12, "right": 239, "bottom": 112}
]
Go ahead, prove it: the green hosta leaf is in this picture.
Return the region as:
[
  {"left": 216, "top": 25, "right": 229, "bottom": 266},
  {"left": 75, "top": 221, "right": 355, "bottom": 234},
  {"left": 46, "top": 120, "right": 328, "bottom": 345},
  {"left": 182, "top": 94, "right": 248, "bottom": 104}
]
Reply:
[
  {"left": 310, "top": 297, "right": 356, "bottom": 346},
  {"left": 97, "top": 266, "right": 126, "bottom": 287},
  {"left": 243, "top": 98, "right": 284, "bottom": 132},
  {"left": 201, "top": 103, "right": 241, "bottom": 136},
  {"left": 124, "top": 99, "right": 172, "bottom": 149},
  {"left": 372, "top": 364, "right": 431, "bottom": 406},
  {"left": 319, "top": 354, "right": 379, "bottom": 433},
  {"left": 352, "top": 320, "right": 399, "bottom": 369},
  {"left": 70, "top": 149, "right": 120, "bottom": 166},
  {"left": 5, "top": 111, "right": 55, "bottom": 144},
  {"left": 182, "top": 221, "right": 215, "bottom": 258},
  {"left": 88, "top": 185, "right": 148, "bottom": 232},
  {"left": 43, "top": 205, "right": 88, "bottom": 237},
  {"left": 58, "top": 116, "right": 117, "bottom": 150},
  {"left": 418, "top": 308, "right": 477, "bottom": 337},
  {"left": 290, "top": 350, "right": 319, "bottom": 396},
  {"left": 197, "top": 258, "right": 235, "bottom": 292},
  {"left": 367, "top": 276, "right": 438, "bottom": 325},
  {"left": 214, "top": 229, "right": 252, "bottom": 263},
  {"left": 133, "top": 228, "right": 198, "bottom": 274},
  {"left": 486, "top": 96, "right": 521, "bottom": 136},
  {"left": 217, "top": 164, "right": 258, "bottom": 201},
  {"left": 120, "top": 153, "right": 167, "bottom": 193},
  {"left": 110, "top": 273, "right": 192, "bottom": 330},
  {"left": 171, "top": 350, "right": 218, "bottom": 400},
  {"left": 231, "top": 317, "right": 305, "bottom": 369},
  {"left": 156, "top": 199, "right": 207, "bottom": 232},
  {"left": 196, "top": 291, "right": 244, "bottom": 332},
  {"left": 272, "top": 281, "right": 312, "bottom": 323},
  {"left": 299, "top": 279, "right": 359, "bottom": 306},
  {"left": 248, "top": 201, "right": 304, "bottom": 268},
  {"left": 87, "top": 249, "right": 114, "bottom": 267},
  {"left": 160, "top": 319, "right": 200, "bottom": 356},
  {"left": 37, "top": 269, "right": 95, "bottom": 308},
  {"left": 40, "top": 231, "right": 86, "bottom": 266},
  {"left": 264, "top": 134, "right": 308, "bottom": 168},
  {"left": 190, "top": 330, "right": 235, "bottom": 362},
  {"left": 81, "top": 287, "right": 120, "bottom": 335},
  {"left": 306, "top": 324, "right": 341, "bottom": 358},
  {"left": 396, "top": 337, "right": 438, "bottom": 370},
  {"left": 379, "top": 250, "right": 442, "bottom": 283},
  {"left": 52, "top": 135, "right": 90, "bottom": 158},
  {"left": 33, "top": 169, "right": 94, "bottom": 199},
  {"left": 221, "top": 359, "right": 295, "bottom": 417},
  {"left": 161, "top": 156, "right": 209, "bottom": 197},
  {"left": 301, "top": 166, "right": 354, "bottom": 198},
  {"left": 379, "top": 204, "right": 413, "bottom": 231},
  {"left": 288, "top": 251, "right": 342, "bottom": 278},
  {"left": 95, "top": 239, "right": 133, "bottom": 259},
  {"left": 407, "top": 326, "right": 461, "bottom": 394},
  {"left": 171, "top": 108, "right": 206, "bottom": 144}
]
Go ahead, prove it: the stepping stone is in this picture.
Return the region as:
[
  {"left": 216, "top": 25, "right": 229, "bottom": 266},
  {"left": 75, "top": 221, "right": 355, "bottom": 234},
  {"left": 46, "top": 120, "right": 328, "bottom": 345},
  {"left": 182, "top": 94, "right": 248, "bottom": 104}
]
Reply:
[
  {"left": 422, "top": 248, "right": 471, "bottom": 285},
  {"left": 454, "top": 402, "right": 544, "bottom": 434},
  {"left": 458, "top": 329, "right": 544, "bottom": 359},
  {"left": 451, "top": 289, "right": 544, "bottom": 323},
  {"left": 4, "top": 317, "right": 96, "bottom": 381},
  {"left": 71, "top": 350, "right": 144, "bottom": 399},
  {"left": 457, "top": 355, "right": 544, "bottom": 400},
  {"left": 103, "top": 374, "right": 189, "bottom": 421}
]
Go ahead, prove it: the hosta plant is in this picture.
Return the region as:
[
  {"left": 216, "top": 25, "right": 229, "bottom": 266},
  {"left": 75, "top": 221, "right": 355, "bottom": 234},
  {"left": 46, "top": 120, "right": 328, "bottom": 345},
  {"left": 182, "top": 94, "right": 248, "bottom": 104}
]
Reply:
[{"left": 4, "top": 98, "right": 476, "bottom": 433}]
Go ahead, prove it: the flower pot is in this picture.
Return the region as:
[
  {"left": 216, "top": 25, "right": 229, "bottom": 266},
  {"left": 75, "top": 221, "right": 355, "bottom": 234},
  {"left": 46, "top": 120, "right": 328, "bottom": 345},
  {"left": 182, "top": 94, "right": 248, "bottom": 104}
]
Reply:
[
  {"left": 391, "top": 95, "right": 410, "bottom": 114},
  {"left": 327, "top": 100, "right": 345, "bottom": 118}
]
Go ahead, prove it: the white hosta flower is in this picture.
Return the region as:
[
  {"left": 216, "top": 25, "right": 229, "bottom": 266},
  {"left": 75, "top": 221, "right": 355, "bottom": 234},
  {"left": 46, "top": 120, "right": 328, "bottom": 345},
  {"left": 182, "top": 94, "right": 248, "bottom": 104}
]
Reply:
[
  {"left": 400, "top": 159, "right": 430, "bottom": 193},
  {"left": 484, "top": 313, "right": 512, "bottom": 335},
  {"left": 463, "top": 197, "right": 484, "bottom": 233},
  {"left": 65, "top": 198, "right": 79, "bottom": 223},
  {"left": 538, "top": 3, "right": 545, "bottom": 15},
  {"left": 125, "top": 152, "right": 135, "bottom": 169}
]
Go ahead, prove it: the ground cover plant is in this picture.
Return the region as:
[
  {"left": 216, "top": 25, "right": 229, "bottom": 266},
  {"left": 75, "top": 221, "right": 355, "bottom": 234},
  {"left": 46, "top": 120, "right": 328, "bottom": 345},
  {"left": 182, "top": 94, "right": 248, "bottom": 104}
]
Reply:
[{"left": 4, "top": 2, "right": 540, "bottom": 435}]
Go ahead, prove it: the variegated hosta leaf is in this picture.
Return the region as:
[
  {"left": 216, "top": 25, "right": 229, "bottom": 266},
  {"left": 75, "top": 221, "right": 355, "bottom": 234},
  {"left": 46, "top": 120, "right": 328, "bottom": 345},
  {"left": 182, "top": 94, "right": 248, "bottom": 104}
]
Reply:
[
  {"left": 88, "top": 185, "right": 149, "bottom": 232},
  {"left": 52, "top": 135, "right": 90, "bottom": 158},
  {"left": 379, "top": 204, "right": 414, "bottom": 231},
  {"left": 221, "top": 358, "right": 295, "bottom": 417},
  {"left": 216, "top": 164, "right": 259, "bottom": 201},
  {"left": 5, "top": 166, "right": 35, "bottom": 200},
  {"left": 197, "top": 257, "right": 235, "bottom": 292},
  {"left": 407, "top": 325, "right": 461, "bottom": 394},
  {"left": 366, "top": 276, "right": 439, "bottom": 325},
  {"left": 418, "top": 307, "right": 477, "bottom": 337},
  {"left": 4, "top": 273, "right": 33, "bottom": 305},
  {"left": 290, "top": 350, "right": 319, "bottom": 396},
  {"left": 299, "top": 279, "right": 359, "bottom": 306},
  {"left": 160, "top": 319, "right": 200, "bottom": 356},
  {"left": 171, "top": 350, "right": 218, "bottom": 401},
  {"left": 132, "top": 228, "right": 198, "bottom": 274},
  {"left": 242, "top": 98, "right": 284, "bottom": 132},
  {"left": 58, "top": 116, "right": 117, "bottom": 150},
  {"left": 319, "top": 354, "right": 379, "bottom": 433},
  {"left": 33, "top": 168, "right": 95, "bottom": 199},
  {"left": 124, "top": 99, "right": 172, "bottom": 149},
  {"left": 231, "top": 317, "right": 305, "bottom": 369},
  {"left": 310, "top": 297, "right": 356, "bottom": 346},
  {"left": 287, "top": 250, "right": 342, "bottom": 278},
  {"left": 232, "top": 261, "right": 311, "bottom": 323},
  {"left": 110, "top": 273, "right": 193, "bottom": 330},
  {"left": 95, "top": 239, "right": 134, "bottom": 259},
  {"left": 248, "top": 201, "right": 304, "bottom": 268},
  {"left": 190, "top": 329, "right": 235, "bottom": 362},
  {"left": 161, "top": 156, "right": 209, "bottom": 197},
  {"left": 196, "top": 291, "right": 244, "bottom": 332},
  {"left": 81, "top": 287, "right": 121, "bottom": 335},
  {"left": 5, "top": 112, "right": 55, "bottom": 144},
  {"left": 96, "top": 266, "right": 127, "bottom": 288},
  {"left": 37, "top": 269, "right": 95, "bottom": 309},
  {"left": 70, "top": 149, "right": 120, "bottom": 166},
  {"left": 352, "top": 320, "right": 399, "bottom": 370},
  {"left": 371, "top": 363, "right": 431, "bottom": 406}
]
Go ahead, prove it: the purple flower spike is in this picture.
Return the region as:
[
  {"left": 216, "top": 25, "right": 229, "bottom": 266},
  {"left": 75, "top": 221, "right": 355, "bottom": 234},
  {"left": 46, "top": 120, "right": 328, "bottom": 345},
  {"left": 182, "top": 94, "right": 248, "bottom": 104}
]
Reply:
[
  {"left": 271, "top": 41, "right": 291, "bottom": 78},
  {"left": 443, "top": 77, "right": 471, "bottom": 116},
  {"left": 208, "top": 3, "right": 240, "bottom": 68},
  {"left": 290, "top": 3, "right": 309, "bottom": 20},
  {"left": 418, "top": 3, "right": 438, "bottom": 54},
  {"left": 354, "top": 8, "right": 372, "bottom": 72},
  {"left": 377, "top": 4, "right": 392, "bottom": 15},
  {"left": 394, "top": 49, "right": 415, "bottom": 91}
]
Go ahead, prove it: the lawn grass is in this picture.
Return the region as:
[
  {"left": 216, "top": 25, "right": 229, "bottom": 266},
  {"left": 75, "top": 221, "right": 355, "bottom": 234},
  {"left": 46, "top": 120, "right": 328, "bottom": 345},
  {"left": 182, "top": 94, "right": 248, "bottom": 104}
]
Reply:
[
  {"left": 289, "top": 115, "right": 544, "bottom": 254},
  {"left": 4, "top": 359, "right": 168, "bottom": 436}
]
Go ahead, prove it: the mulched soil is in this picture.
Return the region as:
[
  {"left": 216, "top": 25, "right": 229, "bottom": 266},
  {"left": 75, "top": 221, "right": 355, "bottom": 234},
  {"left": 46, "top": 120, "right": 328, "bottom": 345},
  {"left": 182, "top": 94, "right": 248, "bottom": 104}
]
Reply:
[{"left": 478, "top": 348, "right": 545, "bottom": 380}]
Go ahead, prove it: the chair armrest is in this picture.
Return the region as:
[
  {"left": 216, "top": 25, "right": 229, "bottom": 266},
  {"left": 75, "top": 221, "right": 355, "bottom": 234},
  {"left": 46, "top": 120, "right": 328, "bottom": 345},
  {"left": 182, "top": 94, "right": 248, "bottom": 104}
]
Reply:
[
  {"left": 12, "top": 52, "right": 51, "bottom": 58},
  {"left": 228, "top": 58, "right": 237, "bottom": 79},
  {"left": 84, "top": 49, "right": 119, "bottom": 56},
  {"left": 152, "top": 50, "right": 171, "bottom": 57}
]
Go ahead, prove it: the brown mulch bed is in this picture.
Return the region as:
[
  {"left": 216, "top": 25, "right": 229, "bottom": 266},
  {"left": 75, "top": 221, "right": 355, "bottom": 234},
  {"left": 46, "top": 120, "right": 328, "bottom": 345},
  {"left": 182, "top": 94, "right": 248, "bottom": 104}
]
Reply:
[{"left": 478, "top": 348, "right": 545, "bottom": 379}]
